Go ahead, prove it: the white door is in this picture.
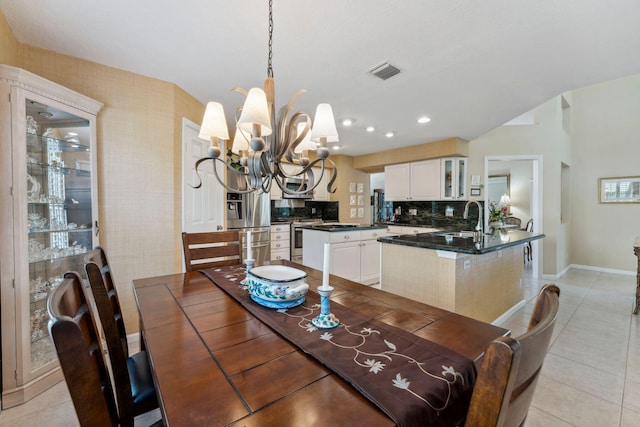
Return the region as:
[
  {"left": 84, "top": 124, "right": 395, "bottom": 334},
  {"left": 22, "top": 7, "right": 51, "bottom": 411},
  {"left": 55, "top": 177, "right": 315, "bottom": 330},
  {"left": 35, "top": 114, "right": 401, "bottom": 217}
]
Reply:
[{"left": 182, "top": 118, "right": 225, "bottom": 234}]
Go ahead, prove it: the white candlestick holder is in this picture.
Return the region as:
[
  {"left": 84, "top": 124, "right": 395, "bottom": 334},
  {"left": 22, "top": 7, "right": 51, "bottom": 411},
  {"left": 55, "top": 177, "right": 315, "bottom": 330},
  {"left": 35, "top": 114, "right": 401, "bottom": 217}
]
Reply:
[
  {"left": 241, "top": 258, "right": 255, "bottom": 285},
  {"left": 311, "top": 286, "right": 340, "bottom": 329}
]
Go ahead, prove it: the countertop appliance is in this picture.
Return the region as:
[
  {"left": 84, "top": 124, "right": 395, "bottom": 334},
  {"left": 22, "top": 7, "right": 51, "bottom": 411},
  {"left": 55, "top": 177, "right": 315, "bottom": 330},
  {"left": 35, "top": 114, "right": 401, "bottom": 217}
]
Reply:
[
  {"left": 291, "top": 219, "right": 323, "bottom": 262},
  {"left": 227, "top": 191, "right": 271, "bottom": 264}
]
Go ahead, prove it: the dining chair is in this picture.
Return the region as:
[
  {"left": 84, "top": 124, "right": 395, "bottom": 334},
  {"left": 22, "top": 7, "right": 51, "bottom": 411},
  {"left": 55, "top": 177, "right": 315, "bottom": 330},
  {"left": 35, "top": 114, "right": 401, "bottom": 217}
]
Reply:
[
  {"left": 503, "top": 216, "right": 522, "bottom": 228},
  {"left": 524, "top": 219, "right": 534, "bottom": 262},
  {"left": 85, "top": 248, "right": 160, "bottom": 427},
  {"left": 48, "top": 271, "right": 119, "bottom": 427},
  {"left": 465, "top": 284, "right": 560, "bottom": 427},
  {"left": 182, "top": 230, "right": 242, "bottom": 271}
]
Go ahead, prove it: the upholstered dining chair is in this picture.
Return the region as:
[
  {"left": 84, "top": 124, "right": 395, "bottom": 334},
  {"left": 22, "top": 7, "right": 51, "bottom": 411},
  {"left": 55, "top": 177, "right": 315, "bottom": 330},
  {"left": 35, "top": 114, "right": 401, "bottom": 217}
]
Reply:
[
  {"left": 48, "top": 271, "right": 161, "bottom": 427},
  {"left": 182, "top": 230, "right": 242, "bottom": 271},
  {"left": 465, "top": 284, "right": 560, "bottom": 427},
  {"left": 85, "top": 248, "right": 160, "bottom": 427},
  {"left": 48, "top": 271, "right": 119, "bottom": 426},
  {"left": 503, "top": 216, "right": 522, "bottom": 228}
]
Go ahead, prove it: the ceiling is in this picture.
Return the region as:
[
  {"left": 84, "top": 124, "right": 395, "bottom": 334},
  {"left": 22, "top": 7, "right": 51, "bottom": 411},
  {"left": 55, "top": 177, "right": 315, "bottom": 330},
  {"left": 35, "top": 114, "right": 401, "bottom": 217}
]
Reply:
[{"left": 2, "top": 0, "right": 639, "bottom": 156}]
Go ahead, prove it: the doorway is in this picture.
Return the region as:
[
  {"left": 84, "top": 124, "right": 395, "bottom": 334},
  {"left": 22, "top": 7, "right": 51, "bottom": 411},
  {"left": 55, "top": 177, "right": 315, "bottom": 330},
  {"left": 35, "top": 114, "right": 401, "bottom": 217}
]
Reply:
[
  {"left": 181, "top": 118, "right": 225, "bottom": 268},
  {"left": 485, "top": 155, "right": 542, "bottom": 277}
]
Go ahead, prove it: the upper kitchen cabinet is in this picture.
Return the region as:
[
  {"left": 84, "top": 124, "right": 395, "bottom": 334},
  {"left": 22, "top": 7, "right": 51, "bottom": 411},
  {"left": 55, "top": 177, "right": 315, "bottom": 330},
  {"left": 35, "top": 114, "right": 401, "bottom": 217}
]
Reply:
[
  {"left": 440, "top": 157, "right": 467, "bottom": 200},
  {"left": 0, "top": 65, "right": 103, "bottom": 408},
  {"left": 385, "top": 159, "right": 440, "bottom": 201}
]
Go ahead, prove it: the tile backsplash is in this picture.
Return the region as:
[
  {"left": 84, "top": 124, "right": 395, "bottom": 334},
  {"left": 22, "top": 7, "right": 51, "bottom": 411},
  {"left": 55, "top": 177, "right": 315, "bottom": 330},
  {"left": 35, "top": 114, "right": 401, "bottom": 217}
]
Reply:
[{"left": 390, "top": 200, "right": 484, "bottom": 229}]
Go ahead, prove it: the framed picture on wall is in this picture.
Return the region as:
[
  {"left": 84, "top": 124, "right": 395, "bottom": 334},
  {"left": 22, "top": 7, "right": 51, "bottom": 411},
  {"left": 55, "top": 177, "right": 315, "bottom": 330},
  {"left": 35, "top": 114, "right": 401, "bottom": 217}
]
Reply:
[
  {"left": 470, "top": 188, "right": 481, "bottom": 197},
  {"left": 599, "top": 176, "right": 640, "bottom": 203}
]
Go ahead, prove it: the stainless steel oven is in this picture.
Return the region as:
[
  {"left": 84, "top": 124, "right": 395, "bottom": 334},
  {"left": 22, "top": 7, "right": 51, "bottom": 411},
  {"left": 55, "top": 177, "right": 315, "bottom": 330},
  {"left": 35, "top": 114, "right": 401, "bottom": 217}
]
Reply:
[{"left": 291, "top": 219, "right": 322, "bottom": 262}]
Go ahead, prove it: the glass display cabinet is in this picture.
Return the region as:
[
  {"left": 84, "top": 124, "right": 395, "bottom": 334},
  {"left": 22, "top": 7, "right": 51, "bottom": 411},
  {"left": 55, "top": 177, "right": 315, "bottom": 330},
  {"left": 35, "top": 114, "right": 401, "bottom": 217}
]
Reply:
[
  {"left": 0, "top": 65, "right": 102, "bottom": 408},
  {"left": 441, "top": 157, "right": 468, "bottom": 200}
]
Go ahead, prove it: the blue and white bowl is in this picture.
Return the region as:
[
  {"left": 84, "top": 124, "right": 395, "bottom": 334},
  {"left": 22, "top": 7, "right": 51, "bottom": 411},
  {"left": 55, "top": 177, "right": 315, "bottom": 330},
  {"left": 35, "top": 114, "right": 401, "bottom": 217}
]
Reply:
[{"left": 246, "top": 265, "right": 309, "bottom": 309}]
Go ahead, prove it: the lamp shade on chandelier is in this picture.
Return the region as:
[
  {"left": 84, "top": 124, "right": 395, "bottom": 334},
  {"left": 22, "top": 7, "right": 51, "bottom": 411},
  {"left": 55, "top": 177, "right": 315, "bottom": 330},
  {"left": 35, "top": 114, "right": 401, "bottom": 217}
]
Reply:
[{"left": 192, "top": 0, "right": 338, "bottom": 197}]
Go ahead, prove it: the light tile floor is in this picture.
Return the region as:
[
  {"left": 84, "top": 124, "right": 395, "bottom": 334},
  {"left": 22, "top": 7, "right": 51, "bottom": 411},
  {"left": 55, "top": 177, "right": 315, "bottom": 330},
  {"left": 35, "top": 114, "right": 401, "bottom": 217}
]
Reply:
[{"left": 0, "top": 267, "right": 638, "bottom": 426}]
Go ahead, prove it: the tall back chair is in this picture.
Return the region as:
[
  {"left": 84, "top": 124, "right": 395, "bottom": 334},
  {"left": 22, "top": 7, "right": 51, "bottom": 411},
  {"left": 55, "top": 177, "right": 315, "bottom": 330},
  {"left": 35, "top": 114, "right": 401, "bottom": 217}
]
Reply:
[
  {"left": 84, "top": 246, "right": 128, "bottom": 355},
  {"left": 465, "top": 284, "right": 560, "bottom": 427},
  {"left": 48, "top": 272, "right": 119, "bottom": 427},
  {"left": 182, "top": 230, "right": 242, "bottom": 271},
  {"left": 85, "top": 250, "right": 159, "bottom": 427},
  {"left": 524, "top": 219, "right": 534, "bottom": 262}
]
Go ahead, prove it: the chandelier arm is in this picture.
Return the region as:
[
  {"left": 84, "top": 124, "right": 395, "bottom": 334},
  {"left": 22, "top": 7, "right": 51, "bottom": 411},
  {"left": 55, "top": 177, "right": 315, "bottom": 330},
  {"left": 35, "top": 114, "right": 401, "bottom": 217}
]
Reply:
[
  {"left": 192, "top": 157, "right": 256, "bottom": 194},
  {"left": 283, "top": 112, "right": 311, "bottom": 163},
  {"left": 247, "top": 152, "right": 264, "bottom": 190}
]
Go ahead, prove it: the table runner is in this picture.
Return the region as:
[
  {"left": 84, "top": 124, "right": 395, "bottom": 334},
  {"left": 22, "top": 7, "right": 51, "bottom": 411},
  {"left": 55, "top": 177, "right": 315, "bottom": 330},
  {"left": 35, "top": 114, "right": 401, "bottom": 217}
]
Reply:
[{"left": 201, "top": 266, "right": 476, "bottom": 427}]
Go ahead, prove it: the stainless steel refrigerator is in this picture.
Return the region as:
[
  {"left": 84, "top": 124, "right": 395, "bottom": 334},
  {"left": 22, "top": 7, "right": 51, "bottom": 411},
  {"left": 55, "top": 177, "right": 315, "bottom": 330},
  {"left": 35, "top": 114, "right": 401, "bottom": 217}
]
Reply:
[{"left": 227, "top": 191, "right": 271, "bottom": 265}]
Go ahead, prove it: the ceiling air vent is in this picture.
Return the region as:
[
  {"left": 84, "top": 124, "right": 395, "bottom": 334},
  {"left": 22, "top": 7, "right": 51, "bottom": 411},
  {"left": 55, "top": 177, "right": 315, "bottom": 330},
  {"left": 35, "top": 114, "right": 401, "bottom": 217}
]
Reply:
[{"left": 369, "top": 62, "right": 401, "bottom": 80}]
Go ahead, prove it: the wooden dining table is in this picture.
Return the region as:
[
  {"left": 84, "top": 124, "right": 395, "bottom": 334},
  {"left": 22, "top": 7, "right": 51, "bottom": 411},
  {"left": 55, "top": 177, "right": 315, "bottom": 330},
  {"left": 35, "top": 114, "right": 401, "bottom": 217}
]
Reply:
[{"left": 133, "top": 260, "right": 508, "bottom": 426}]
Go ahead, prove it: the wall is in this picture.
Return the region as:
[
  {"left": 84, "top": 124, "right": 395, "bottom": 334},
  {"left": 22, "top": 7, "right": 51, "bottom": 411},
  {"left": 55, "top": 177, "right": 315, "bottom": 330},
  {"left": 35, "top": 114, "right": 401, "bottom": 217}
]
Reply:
[
  {"left": 468, "top": 97, "right": 572, "bottom": 276},
  {"left": 571, "top": 74, "right": 640, "bottom": 272},
  {"left": 0, "top": 11, "right": 18, "bottom": 65},
  {"left": 332, "top": 155, "right": 371, "bottom": 223},
  {"left": 0, "top": 10, "right": 206, "bottom": 332}
]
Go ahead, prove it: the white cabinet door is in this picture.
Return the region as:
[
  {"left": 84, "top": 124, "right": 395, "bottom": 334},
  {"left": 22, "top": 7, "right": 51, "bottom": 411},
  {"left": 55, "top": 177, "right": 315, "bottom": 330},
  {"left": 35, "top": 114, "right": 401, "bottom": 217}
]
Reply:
[
  {"left": 410, "top": 159, "right": 441, "bottom": 200},
  {"left": 312, "top": 167, "right": 330, "bottom": 201},
  {"left": 360, "top": 239, "right": 381, "bottom": 284},
  {"left": 330, "top": 241, "right": 361, "bottom": 282},
  {"left": 440, "top": 157, "right": 467, "bottom": 200},
  {"left": 384, "top": 163, "right": 410, "bottom": 201}
]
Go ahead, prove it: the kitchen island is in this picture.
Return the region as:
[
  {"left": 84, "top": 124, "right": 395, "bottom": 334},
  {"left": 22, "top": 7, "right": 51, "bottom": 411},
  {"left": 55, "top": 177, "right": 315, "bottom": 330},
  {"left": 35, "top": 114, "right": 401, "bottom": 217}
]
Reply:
[
  {"left": 302, "top": 224, "right": 388, "bottom": 285},
  {"left": 378, "top": 229, "right": 545, "bottom": 323}
]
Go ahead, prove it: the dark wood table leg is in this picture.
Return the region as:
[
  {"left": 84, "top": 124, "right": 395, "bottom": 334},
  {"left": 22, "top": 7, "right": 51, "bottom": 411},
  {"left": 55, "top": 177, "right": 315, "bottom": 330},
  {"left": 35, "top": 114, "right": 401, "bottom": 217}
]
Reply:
[{"left": 634, "top": 246, "right": 640, "bottom": 315}]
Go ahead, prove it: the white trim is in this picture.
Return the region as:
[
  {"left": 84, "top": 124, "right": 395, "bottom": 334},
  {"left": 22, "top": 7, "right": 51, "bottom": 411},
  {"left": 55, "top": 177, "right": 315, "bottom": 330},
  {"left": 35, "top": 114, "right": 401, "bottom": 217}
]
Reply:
[
  {"left": 491, "top": 299, "right": 527, "bottom": 326},
  {"left": 569, "top": 264, "right": 635, "bottom": 276},
  {"left": 436, "top": 250, "right": 463, "bottom": 259}
]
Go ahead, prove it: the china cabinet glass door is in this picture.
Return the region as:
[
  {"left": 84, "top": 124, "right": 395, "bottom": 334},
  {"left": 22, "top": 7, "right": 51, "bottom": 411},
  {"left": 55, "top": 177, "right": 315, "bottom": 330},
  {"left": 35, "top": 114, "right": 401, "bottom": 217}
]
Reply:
[{"left": 25, "top": 96, "right": 96, "bottom": 372}]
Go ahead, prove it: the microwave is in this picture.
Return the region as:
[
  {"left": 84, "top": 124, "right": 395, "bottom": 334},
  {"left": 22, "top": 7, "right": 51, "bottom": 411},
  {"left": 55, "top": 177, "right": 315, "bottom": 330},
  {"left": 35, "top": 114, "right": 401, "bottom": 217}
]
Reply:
[{"left": 283, "top": 177, "right": 313, "bottom": 199}]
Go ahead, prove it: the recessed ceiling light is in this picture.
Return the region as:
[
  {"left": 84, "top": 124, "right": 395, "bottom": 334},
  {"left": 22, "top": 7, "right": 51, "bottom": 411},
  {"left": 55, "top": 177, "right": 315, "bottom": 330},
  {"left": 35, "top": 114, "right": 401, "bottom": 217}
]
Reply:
[
  {"left": 332, "top": 144, "right": 341, "bottom": 150},
  {"left": 342, "top": 118, "right": 354, "bottom": 127},
  {"left": 366, "top": 126, "right": 375, "bottom": 132},
  {"left": 385, "top": 131, "right": 395, "bottom": 138},
  {"left": 417, "top": 116, "right": 431, "bottom": 124}
]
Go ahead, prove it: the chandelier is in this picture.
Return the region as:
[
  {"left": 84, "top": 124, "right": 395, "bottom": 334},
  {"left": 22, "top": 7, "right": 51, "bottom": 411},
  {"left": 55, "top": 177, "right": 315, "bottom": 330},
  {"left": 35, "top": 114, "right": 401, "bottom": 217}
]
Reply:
[{"left": 192, "top": 0, "right": 338, "bottom": 196}]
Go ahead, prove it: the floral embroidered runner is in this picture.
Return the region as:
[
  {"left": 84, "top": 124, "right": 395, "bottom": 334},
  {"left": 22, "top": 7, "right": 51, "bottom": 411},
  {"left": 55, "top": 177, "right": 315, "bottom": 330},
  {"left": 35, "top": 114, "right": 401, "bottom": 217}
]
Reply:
[{"left": 201, "top": 266, "right": 476, "bottom": 427}]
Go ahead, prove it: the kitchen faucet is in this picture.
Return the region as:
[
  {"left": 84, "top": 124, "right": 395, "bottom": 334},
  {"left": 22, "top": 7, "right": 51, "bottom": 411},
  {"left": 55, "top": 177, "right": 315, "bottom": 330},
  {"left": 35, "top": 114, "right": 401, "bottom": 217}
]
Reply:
[{"left": 463, "top": 200, "right": 484, "bottom": 234}]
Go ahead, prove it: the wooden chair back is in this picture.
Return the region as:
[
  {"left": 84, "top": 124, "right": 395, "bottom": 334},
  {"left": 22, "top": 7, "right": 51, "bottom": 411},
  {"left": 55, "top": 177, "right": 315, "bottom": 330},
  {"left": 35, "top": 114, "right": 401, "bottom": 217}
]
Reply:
[
  {"left": 47, "top": 271, "right": 119, "bottom": 427},
  {"left": 84, "top": 246, "right": 129, "bottom": 356},
  {"left": 182, "top": 230, "right": 242, "bottom": 271},
  {"left": 465, "top": 284, "right": 560, "bottom": 427}
]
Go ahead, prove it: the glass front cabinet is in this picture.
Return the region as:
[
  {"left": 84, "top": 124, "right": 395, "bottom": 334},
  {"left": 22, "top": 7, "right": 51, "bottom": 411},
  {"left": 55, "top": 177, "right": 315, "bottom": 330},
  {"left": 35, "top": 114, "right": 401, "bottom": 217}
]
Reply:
[
  {"left": 440, "top": 157, "right": 467, "bottom": 200},
  {"left": 0, "top": 65, "right": 102, "bottom": 408}
]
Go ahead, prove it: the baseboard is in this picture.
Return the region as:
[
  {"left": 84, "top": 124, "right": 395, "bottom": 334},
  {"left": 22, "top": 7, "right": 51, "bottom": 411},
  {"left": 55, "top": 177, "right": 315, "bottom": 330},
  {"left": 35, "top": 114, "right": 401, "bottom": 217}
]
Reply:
[
  {"left": 542, "top": 264, "right": 635, "bottom": 281},
  {"left": 491, "top": 299, "right": 526, "bottom": 326},
  {"left": 570, "top": 264, "right": 635, "bottom": 276}
]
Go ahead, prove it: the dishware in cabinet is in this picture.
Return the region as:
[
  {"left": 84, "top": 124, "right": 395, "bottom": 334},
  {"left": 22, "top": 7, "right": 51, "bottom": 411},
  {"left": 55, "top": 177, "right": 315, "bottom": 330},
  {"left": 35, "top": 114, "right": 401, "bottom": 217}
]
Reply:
[{"left": 0, "top": 65, "right": 103, "bottom": 408}]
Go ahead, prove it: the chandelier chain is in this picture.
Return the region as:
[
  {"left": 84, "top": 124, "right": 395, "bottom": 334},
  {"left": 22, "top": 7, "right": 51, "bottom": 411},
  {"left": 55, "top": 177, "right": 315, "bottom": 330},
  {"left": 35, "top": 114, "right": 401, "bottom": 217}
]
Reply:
[{"left": 267, "top": 0, "right": 274, "bottom": 78}]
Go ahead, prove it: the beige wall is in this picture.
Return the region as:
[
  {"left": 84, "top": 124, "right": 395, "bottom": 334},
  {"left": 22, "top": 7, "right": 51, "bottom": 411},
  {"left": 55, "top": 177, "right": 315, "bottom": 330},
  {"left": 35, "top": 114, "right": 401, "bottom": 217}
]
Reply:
[
  {"left": 332, "top": 155, "right": 372, "bottom": 224},
  {"left": 470, "top": 76, "right": 640, "bottom": 275},
  {"left": 469, "top": 97, "right": 572, "bottom": 276},
  {"left": 2, "top": 12, "right": 206, "bottom": 332},
  {"left": 570, "top": 74, "right": 640, "bottom": 272},
  {"left": 0, "top": 11, "right": 18, "bottom": 65}
]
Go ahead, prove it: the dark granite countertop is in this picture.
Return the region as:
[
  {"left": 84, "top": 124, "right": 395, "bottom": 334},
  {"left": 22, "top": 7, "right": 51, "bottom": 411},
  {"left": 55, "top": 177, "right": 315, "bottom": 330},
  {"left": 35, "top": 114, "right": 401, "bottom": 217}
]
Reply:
[
  {"left": 378, "top": 229, "right": 545, "bottom": 255},
  {"left": 302, "top": 223, "right": 388, "bottom": 232}
]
